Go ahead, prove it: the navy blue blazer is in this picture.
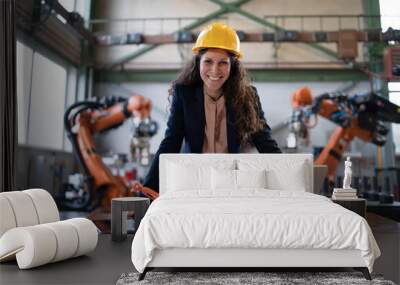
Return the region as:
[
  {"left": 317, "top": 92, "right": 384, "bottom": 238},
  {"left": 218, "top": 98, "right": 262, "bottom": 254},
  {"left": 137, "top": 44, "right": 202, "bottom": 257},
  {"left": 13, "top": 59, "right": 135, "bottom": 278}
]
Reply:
[{"left": 143, "top": 84, "right": 281, "bottom": 192}]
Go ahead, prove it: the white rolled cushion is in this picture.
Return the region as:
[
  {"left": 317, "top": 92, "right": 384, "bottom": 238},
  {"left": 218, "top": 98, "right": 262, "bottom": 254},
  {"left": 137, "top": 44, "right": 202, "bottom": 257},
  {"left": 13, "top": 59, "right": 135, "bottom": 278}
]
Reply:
[
  {"left": 236, "top": 169, "right": 267, "bottom": 189},
  {"left": 167, "top": 162, "right": 211, "bottom": 191},
  {"left": 0, "top": 196, "right": 17, "bottom": 237},
  {"left": 211, "top": 168, "right": 236, "bottom": 190},
  {"left": 42, "top": 221, "right": 79, "bottom": 262},
  {"left": 0, "top": 218, "right": 98, "bottom": 269},
  {"left": 23, "top": 189, "right": 59, "bottom": 223},
  {"left": 0, "top": 191, "right": 39, "bottom": 227},
  {"left": 0, "top": 226, "right": 57, "bottom": 269},
  {"left": 64, "top": 218, "right": 98, "bottom": 257}
]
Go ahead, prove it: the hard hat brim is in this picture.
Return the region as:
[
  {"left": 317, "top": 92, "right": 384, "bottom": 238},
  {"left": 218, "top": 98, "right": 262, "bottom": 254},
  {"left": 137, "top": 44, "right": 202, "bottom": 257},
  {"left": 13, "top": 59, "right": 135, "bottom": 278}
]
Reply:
[{"left": 192, "top": 46, "right": 242, "bottom": 59}]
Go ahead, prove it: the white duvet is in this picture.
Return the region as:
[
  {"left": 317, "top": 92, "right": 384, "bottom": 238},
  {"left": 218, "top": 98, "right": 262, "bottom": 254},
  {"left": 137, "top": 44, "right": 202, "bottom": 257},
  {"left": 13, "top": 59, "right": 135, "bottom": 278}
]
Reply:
[{"left": 131, "top": 190, "right": 380, "bottom": 273}]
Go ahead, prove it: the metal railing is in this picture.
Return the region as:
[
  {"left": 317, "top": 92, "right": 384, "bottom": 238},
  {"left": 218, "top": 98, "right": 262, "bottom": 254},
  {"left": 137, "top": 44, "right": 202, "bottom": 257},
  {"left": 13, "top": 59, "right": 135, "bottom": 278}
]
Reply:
[
  {"left": 88, "top": 14, "right": 400, "bottom": 34},
  {"left": 262, "top": 14, "right": 388, "bottom": 31},
  {"left": 89, "top": 16, "right": 228, "bottom": 34}
]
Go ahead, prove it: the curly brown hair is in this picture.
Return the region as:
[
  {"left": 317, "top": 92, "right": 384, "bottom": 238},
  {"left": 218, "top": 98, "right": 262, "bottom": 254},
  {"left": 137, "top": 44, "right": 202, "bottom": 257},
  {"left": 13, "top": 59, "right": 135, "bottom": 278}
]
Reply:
[{"left": 168, "top": 49, "right": 266, "bottom": 146}]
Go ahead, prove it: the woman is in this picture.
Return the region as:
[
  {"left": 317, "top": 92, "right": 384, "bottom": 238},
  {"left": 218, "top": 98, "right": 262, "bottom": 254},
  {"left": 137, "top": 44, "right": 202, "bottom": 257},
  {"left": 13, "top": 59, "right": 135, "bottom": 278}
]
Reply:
[{"left": 143, "top": 22, "right": 281, "bottom": 193}]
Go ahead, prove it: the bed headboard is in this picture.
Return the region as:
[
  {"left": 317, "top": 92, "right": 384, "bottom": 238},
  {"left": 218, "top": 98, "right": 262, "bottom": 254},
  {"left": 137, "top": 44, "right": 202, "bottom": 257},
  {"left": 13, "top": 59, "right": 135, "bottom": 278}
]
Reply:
[{"left": 159, "top": 154, "right": 314, "bottom": 195}]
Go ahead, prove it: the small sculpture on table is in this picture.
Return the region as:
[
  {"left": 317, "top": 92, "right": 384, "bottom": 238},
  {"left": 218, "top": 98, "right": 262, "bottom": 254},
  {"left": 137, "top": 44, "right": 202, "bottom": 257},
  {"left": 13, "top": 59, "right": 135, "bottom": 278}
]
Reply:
[
  {"left": 343, "top": 156, "right": 352, "bottom": 189},
  {"left": 332, "top": 157, "right": 357, "bottom": 200}
]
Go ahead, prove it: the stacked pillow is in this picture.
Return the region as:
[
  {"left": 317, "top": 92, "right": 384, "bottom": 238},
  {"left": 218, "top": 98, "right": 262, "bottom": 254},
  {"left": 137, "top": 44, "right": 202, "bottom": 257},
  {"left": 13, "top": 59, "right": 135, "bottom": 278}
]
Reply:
[
  {"left": 211, "top": 168, "right": 267, "bottom": 190},
  {"left": 164, "top": 156, "right": 310, "bottom": 193},
  {"left": 166, "top": 159, "right": 235, "bottom": 192},
  {"left": 237, "top": 158, "right": 309, "bottom": 192}
]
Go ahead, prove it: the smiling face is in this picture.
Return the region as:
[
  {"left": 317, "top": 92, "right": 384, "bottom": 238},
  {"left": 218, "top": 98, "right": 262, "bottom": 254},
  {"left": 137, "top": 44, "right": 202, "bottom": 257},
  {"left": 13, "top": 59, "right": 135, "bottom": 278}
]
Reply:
[{"left": 199, "top": 49, "right": 231, "bottom": 96}]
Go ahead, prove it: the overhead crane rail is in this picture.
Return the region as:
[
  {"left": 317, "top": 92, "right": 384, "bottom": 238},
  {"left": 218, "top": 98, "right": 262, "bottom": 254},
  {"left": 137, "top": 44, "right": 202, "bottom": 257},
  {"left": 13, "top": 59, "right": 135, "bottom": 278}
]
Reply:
[{"left": 91, "top": 14, "right": 400, "bottom": 46}]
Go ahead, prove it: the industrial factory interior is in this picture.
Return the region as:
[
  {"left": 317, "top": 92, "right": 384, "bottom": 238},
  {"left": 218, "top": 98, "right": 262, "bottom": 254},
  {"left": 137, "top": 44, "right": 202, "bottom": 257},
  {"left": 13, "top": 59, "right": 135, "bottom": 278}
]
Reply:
[{"left": 1, "top": 0, "right": 400, "bottom": 284}]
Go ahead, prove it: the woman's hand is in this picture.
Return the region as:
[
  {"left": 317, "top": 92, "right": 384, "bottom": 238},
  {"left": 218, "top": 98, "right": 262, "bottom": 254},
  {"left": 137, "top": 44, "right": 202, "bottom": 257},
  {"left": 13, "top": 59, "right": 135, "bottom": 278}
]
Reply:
[{"left": 131, "top": 181, "right": 159, "bottom": 200}]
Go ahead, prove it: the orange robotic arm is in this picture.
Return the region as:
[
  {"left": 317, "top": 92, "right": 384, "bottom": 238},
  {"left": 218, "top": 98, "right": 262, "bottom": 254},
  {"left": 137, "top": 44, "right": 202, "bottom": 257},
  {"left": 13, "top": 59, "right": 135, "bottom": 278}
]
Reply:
[
  {"left": 65, "top": 95, "right": 159, "bottom": 211},
  {"left": 92, "top": 96, "right": 152, "bottom": 132},
  {"left": 291, "top": 88, "right": 399, "bottom": 182}
]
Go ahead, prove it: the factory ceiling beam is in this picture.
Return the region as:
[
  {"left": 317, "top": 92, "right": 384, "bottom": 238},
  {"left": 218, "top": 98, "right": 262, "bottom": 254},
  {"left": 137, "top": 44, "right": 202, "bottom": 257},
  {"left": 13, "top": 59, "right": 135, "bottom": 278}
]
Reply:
[
  {"left": 96, "top": 29, "right": 398, "bottom": 45},
  {"left": 95, "top": 69, "right": 368, "bottom": 83},
  {"left": 102, "top": 0, "right": 251, "bottom": 70},
  {"left": 208, "top": 0, "right": 339, "bottom": 60}
]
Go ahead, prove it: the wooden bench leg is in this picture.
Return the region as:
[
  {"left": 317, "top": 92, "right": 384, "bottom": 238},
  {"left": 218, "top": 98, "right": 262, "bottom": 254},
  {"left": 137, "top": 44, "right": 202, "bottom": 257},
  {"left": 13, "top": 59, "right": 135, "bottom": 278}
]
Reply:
[{"left": 354, "top": 267, "right": 371, "bottom": 280}]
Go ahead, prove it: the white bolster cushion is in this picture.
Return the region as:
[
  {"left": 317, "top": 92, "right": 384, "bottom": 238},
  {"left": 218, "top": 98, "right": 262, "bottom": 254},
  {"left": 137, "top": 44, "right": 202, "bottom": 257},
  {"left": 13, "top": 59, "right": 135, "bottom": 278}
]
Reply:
[
  {"left": 0, "top": 218, "right": 98, "bottom": 269},
  {"left": 23, "top": 189, "right": 59, "bottom": 224},
  {"left": 0, "top": 226, "right": 57, "bottom": 268},
  {"left": 64, "top": 218, "right": 98, "bottom": 257},
  {"left": 42, "top": 221, "right": 79, "bottom": 262},
  {"left": 0, "top": 189, "right": 59, "bottom": 238},
  {"left": 0, "top": 191, "right": 39, "bottom": 228},
  {"left": 0, "top": 196, "right": 17, "bottom": 237}
]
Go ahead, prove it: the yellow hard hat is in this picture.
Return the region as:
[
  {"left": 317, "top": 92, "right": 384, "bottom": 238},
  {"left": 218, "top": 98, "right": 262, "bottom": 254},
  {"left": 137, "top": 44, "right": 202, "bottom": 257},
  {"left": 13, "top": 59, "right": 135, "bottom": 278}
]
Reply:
[{"left": 192, "top": 22, "right": 242, "bottom": 59}]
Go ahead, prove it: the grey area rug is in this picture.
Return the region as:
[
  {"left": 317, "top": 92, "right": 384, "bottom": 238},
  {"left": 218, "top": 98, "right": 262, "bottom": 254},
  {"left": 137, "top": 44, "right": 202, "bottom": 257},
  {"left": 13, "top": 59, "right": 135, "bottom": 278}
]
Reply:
[{"left": 116, "top": 272, "right": 396, "bottom": 285}]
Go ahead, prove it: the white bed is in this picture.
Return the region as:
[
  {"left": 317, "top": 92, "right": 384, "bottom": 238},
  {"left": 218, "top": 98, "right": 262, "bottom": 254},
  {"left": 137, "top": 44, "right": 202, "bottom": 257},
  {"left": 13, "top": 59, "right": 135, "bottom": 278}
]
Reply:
[{"left": 131, "top": 154, "right": 380, "bottom": 280}]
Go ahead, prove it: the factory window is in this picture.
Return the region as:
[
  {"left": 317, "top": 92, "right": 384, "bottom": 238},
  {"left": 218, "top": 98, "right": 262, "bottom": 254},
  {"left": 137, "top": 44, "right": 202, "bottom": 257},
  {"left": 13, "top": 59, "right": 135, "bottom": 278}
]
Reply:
[
  {"left": 389, "top": 83, "right": 400, "bottom": 154},
  {"left": 16, "top": 40, "right": 68, "bottom": 151},
  {"left": 28, "top": 52, "right": 67, "bottom": 150},
  {"left": 16, "top": 41, "right": 33, "bottom": 145},
  {"left": 64, "top": 66, "right": 78, "bottom": 152},
  {"left": 57, "top": 0, "right": 88, "bottom": 25},
  {"left": 381, "top": 0, "right": 400, "bottom": 154}
]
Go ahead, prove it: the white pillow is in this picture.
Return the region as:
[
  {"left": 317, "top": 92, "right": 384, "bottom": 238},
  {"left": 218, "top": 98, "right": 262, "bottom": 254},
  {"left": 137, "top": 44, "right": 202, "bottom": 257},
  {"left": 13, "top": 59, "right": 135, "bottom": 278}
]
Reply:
[
  {"left": 266, "top": 165, "right": 306, "bottom": 191},
  {"left": 211, "top": 168, "right": 236, "bottom": 190},
  {"left": 167, "top": 162, "right": 211, "bottom": 191},
  {"left": 236, "top": 169, "right": 267, "bottom": 189},
  {"left": 211, "top": 169, "right": 267, "bottom": 190},
  {"left": 166, "top": 158, "right": 236, "bottom": 192},
  {"left": 237, "top": 158, "right": 309, "bottom": 192}
]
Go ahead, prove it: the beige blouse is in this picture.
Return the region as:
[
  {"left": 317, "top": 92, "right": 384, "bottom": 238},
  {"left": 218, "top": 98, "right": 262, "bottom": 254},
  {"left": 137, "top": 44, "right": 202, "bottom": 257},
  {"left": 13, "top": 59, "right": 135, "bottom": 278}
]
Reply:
[{"left": 202, "top": 93, "right": 229, "bottom": 153}]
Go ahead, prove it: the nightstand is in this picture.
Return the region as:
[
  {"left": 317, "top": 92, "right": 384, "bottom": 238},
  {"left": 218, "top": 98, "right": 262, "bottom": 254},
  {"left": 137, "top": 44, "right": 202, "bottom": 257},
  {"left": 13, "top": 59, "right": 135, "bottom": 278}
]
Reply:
[
  {"left": 111, "top": 197, "right": 150, "bottom": 242},
  {"left": 332, "top": 198, "right": 366, "bottom": 218}
]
